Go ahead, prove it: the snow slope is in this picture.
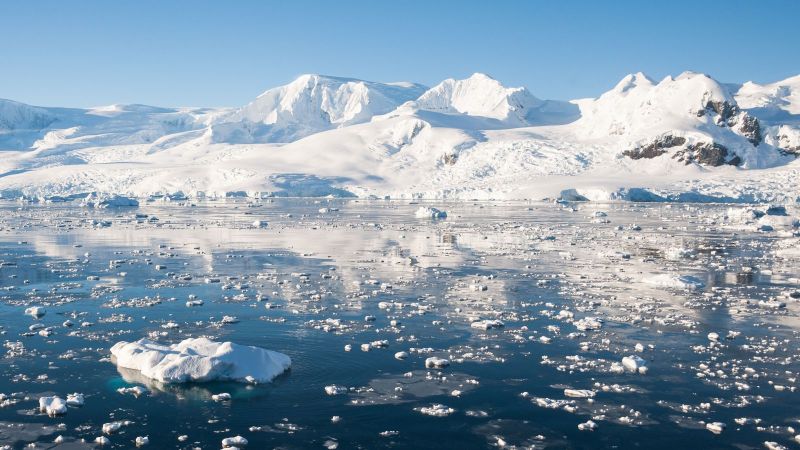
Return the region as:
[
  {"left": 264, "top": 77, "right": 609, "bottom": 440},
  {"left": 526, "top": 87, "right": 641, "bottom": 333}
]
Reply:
[{"left": 0, "top": 72, "right": 798, "bottom": 202}]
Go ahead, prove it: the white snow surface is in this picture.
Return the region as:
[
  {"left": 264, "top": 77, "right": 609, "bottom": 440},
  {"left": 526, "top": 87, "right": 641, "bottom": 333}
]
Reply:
[
  {"left": 1, "top": 71, "right": 799, "bottom": 202},
  {"left": 109, "top": 337, "right": 291, "bottom": 384}
]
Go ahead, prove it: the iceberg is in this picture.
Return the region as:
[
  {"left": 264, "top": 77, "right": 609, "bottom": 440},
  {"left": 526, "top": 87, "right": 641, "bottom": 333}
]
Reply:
[{"left": 110, "top": 337, "right": 291, "bottom": 384}]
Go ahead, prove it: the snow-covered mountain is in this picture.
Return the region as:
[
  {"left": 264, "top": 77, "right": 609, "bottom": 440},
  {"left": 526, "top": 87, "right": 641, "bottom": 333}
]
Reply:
[
  {"left": 733, "top": 75, "right": 800, "bottom": 155},
  {"left": 571, "top": 71, "right": 771, "bottom": 167},
  {"left": 208, "top": 74, "right": 427, "bottom": 143},
  {"left": 0, "top": 99, "right": 57, "bottom": 131},
  {"left": 0, "top": 71, "right": 798, "bottom": 203},
  {"left": 383, "top": 73, "right": 579, "bottom": 128}
]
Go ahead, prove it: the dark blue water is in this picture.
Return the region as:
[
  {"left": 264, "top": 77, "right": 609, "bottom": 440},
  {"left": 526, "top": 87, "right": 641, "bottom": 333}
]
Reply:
[{"left": 0, "top": 200, "right": 798, "bottom": 449}]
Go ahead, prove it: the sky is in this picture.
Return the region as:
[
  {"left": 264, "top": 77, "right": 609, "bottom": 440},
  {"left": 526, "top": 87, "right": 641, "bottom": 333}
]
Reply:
[{"left": 1, "top": 0, "right": 798, "bottom": 108}]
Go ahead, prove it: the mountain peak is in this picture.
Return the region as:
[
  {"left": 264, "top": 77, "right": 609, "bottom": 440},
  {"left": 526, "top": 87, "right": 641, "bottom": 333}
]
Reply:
[
  {"left": 412, "top": 74, "right": 541, "bottom": 125},
  {"left": 214, "top": 75, "right": 426, "bottom": 143},
  {"left": 612, "top": 72, "right": 654, "bottom": 94}
]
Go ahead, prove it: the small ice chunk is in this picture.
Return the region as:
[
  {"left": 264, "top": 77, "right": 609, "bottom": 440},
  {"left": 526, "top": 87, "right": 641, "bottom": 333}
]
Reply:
[
  {"left": 578, "top": 420, "right": 598, "bottom": 431},
  {"left": 425, "top": 357, "right": 450, "bottom": 369},
  {"left": 417, "top": 404, "right": 455, "bottom": 417},
  {"left": 564, "top": 389, "right": 595, "bottom": 398},
  {"left": 642, "top": 274, "right": 704, "bottom": 291},
  {"left": 135, "top": 436, "right": 149, "bottom": 447},
  {"left": 394, "top": 351, "right": 409, "bottom": 360},
  {"left": 706, "top": 422, "right": 725, "bottom": 434},
  {"left": 25, "top": 306, "right": 46, "bottom": 318},
  {"left": 103, "top": 421, "right": 131, "bottom": 434},
  {"left": 66, "top": 393, "right": 84, "bottom": 406},
  {"left": 222, "top": 435, "right": 248, "bottom": 448},
  {"left": 95, "top": 436, "right": 111, "bottom": 445},
  {"left": 414, "top": 207, "right": 447, "bottom": 219},
  {"left": 470, "top": 319, "right": 504, "bottom": 330},
  {"left": 117, "top": 386, "right": 147, "bottom": 397},
  {"left": 324, "top": 385, "right": 348, "bottom": 396},
  {"left": 621, "top": 355, "right": 648, "bottom": 374},
  {"left": 38, "top": 396, "right": 67, "bottom": 416},
  {"left": 212, "top": 393, "right": 232, "bottom": 402},
  {"left": 574, "top": 317, "right": 602, "bottom": 331}
]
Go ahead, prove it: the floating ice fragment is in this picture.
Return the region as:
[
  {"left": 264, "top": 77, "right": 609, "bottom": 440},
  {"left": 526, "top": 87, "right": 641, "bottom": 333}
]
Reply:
[
  {"left": 222, "top": 435, "right": 248, "bottom": 448},
  {"left": 564, "top": 389, "right": 595, "bottom": 398},
  {"left": 574, "top": 317, "right": 602, "bottom": 331},
  {"left": 470, "top": 319, "right": 504, "bottom": 330},
  {"left": 117, "top": 386, "right": 147, "bottom": 397},
  {"left": 425, "top": 357, "right": 450, "bottom": 369},
  {"left": 325, "top": 385, "right": 348, "bottom": 396},
  {"left": 642, "top": 274, "right": 704, "bottom": 291},
  {"left": 38, "top": 396, "right": 67, "bottom": 416},
  {"left": 65, "top": 393, "right": 84, "bottom": 406},
  {"left": 578, "top": 420, "right": 598, "bottom": 431},
  {"left": 414, "top": 207, "right": 447, "bottom": 219},
  {"left": 417, "top": 404, "right": 455, "bottom": 417},
  {"left": 103, "top": 421, "right": 132, "bottom": 434},
  {"left": 212, "top": 393, "right": 232, "bottom": 402},
  {"left": 706, "top": 422, "right": 725, "bottom": 434},
  {"left": 621, "top": 355, "right": 648, "bottom": 374},
  {"left": 25, "top": 306, "right": 46, "bottom": 318}
]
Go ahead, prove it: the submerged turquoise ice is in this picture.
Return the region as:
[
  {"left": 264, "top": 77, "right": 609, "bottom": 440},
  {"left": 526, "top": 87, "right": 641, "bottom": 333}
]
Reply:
[{"left": 0, "top": 199, "right": 798, "bottom": 449}]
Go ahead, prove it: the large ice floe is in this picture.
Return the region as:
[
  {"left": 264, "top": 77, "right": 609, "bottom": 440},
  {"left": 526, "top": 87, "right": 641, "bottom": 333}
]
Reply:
[{"left": 110, "top": 337, "right": 291, "bottom": 383}]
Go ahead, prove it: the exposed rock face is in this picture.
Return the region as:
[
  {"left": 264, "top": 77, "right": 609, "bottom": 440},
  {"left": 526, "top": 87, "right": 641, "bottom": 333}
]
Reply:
[
  {"left": 674, "top": 142, "right": 739, "bottom": 166},
  {"left": 730, "top": 113, "right": 762, "bottom": 146},
  {"left": 701, "top": 100, "right": 738, "bottom": 122},
  {"left": 696, "top": 99, "right": 763, "bottom": 146},
  {"left": 441, "top": 152, "right": 458, "bottom": 165},
  {"left": 623, "top": 135, "right": 686, "bottom": 159}
]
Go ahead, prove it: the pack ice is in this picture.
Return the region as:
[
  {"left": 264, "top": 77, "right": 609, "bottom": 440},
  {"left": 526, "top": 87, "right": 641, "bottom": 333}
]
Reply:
[{"left": 109, "top": 337, "right": 291, "bottom": 383}]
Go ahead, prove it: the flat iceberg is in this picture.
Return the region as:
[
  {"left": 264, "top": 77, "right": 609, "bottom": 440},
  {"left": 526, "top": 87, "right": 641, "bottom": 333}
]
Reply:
[
  {"left": 81, "top": 193, "right": 139, "bottom": 208},
  {"left": 642, "top": 273, "right": 705, "bottom": 291},
  {"left": 110, "top": 337, "right": 291, "bottom": 384},
  {"left": 414, "top": 206, "right": 447, "bottom": 219}
]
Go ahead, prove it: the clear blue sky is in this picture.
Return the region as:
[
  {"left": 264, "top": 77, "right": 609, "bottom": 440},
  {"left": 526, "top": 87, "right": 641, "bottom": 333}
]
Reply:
[{"left": 1, "top": 0, "right": 798, "bottom": 108}]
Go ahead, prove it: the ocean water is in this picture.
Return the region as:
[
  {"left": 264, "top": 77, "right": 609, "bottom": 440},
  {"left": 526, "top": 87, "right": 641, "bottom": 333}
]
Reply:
[{"left": 0, "top": 199, "right": 798, "bottom": 449}]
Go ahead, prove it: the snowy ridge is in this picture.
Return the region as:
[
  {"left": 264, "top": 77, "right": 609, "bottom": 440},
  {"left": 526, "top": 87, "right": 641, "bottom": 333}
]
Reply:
[
  {"left": 210, "top": 74, "right": 427, "bottom": 142},
  {"left": 0, "top": 71, "right": 799, "bottom": 202},
  {"left": 0, "top": 99, "right": 57, "bottom": 131}
]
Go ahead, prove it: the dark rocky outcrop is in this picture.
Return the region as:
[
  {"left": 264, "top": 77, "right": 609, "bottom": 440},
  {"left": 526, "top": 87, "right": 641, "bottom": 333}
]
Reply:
[
  {"left": 623, "top": 135, "right": 686, "bottom": 159},
  {"left": 674, "top": 142, "right": 740, "bottom": 167},
  {"left": 441, "top": 152, "right": 458, "bottom": 165},
  {"left": 699, "top": 100, "right": 739, "bottom": 122},
  {"left": 736, "top": 114, "right": 762, "bottom": 146}
]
